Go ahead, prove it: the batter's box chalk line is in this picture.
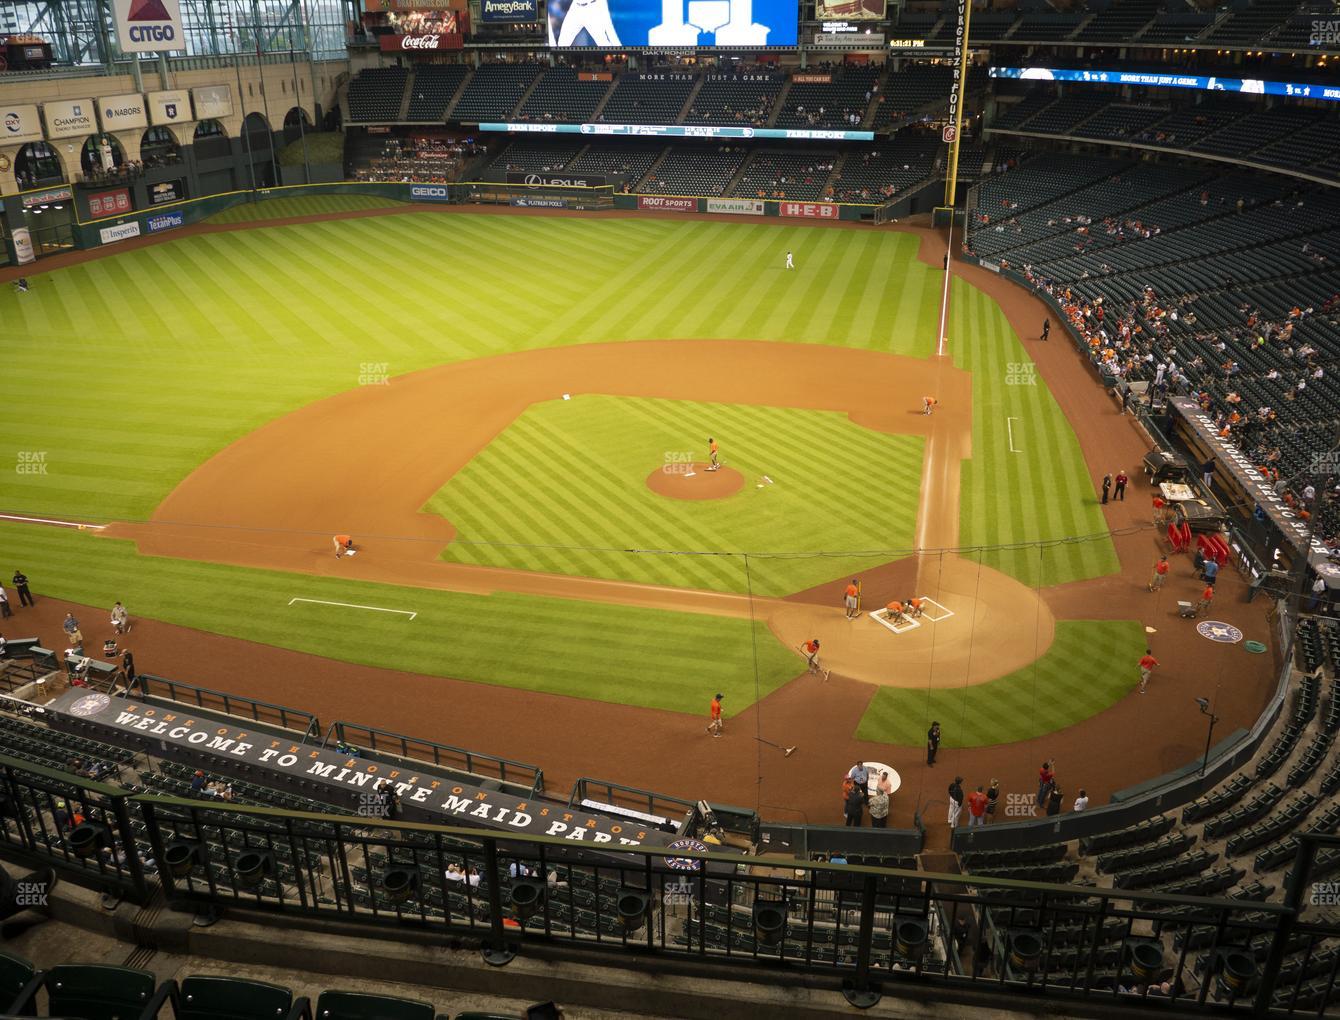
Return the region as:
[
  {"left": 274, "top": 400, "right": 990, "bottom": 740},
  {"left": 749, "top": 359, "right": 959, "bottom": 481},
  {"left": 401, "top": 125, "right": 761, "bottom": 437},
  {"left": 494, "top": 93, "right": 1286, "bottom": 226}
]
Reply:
[
  {"left": 868, "top": 596, "right": 954, "bottom": 634},
  {"left": 288, "top": 597, "right": 417, "bottom": 621},
  {"left": 869, "top": 611, "right": 920, "bottom": 635}
]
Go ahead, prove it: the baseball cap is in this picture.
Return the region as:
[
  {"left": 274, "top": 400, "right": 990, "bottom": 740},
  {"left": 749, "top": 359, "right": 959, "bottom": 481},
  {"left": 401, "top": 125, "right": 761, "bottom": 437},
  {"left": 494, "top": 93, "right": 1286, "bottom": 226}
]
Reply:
[{"left": 715, "top": 693, "right": 724, "bottom": 699}]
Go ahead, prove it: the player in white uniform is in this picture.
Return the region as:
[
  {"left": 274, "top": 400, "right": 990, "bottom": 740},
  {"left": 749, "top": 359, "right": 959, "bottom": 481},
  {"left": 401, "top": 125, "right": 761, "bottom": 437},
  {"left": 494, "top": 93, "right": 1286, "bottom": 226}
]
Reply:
[
  {"left": 786, "top": 251, "right": 794, "bottom": 269},
  {"left": 552, "top": 0, "right": 621, "bottom": 46}
]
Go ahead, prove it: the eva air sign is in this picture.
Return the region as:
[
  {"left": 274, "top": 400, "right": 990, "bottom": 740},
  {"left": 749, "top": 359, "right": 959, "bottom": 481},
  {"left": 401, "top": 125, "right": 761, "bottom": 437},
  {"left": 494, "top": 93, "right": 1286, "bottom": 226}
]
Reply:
[{"left": 113, "top": 0, "right": 185, "bottom": 53}]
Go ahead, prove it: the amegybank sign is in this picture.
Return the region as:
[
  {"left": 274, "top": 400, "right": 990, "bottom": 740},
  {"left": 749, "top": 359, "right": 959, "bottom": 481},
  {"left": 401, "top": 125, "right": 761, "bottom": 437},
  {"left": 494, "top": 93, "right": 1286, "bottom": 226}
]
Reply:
[{"left": 113, "top": 0, "right": 185, "bottom": 52}]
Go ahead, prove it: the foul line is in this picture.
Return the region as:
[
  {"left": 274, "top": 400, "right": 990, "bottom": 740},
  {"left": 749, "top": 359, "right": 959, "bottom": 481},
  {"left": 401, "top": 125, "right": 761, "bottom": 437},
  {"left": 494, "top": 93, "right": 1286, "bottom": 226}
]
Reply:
[
  {"left": 0, "top": 512, "right": 106, "bottom": 531},
  {"left": 1007, "top": 417, "right": 1022, "bottom": 454},
  {"left": 287, "top": 597, "right": 416, "bottom": 621}
]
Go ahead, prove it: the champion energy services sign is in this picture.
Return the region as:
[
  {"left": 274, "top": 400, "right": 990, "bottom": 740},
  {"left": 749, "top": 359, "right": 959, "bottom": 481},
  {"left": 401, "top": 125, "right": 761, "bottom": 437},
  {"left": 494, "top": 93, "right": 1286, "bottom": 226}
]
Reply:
[{"left": 43, "top": 99, "right": 96, "bottom": 140}]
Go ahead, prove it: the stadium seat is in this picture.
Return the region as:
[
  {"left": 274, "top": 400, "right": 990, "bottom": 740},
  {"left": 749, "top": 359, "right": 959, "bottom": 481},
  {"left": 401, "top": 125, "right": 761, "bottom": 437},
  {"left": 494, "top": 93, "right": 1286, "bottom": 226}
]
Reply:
[
  {"left": 314, "top": 989, "right": 437, "bottom": 1020},
  {"left": 44, "top": 963, "right": 174, "bottom": 1020},
  {"left": 177, "top": 975, "right": 309, "bottom": 1020},
  {"left": 0, "top": 948, "right": 43, "bottom": 1014}
]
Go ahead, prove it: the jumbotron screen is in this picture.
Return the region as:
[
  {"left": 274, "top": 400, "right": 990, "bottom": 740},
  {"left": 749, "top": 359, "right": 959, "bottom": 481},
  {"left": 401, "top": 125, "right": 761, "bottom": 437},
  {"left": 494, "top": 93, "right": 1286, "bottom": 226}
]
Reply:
[
  {"left": 546, "top": 0, "right": 798, "bottom": 47},
  {"left": 815, "top": 0, "right": 887, "bottom": 21}
]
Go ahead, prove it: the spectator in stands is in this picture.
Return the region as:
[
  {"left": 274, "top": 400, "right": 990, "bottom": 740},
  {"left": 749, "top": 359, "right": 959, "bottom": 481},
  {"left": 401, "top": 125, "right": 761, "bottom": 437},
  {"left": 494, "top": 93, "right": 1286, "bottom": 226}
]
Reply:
[
  {"left": 190, "top": 770, "right": 206, "bottom": 795},
  {"left": 444, "top": 863, "right": 466, "bottom": 884},
  {"left": 1308, "top": 575, "right": 1328, "bottom": 613},
  {"left": 1073, "top": 789, "right": 1089, "bottom": 811},
  {"left": 121, "top": 648, "right": 136, "bottom": 685},
  {"left": 947, "top": 777, "right": 964, "bottom": 827}
]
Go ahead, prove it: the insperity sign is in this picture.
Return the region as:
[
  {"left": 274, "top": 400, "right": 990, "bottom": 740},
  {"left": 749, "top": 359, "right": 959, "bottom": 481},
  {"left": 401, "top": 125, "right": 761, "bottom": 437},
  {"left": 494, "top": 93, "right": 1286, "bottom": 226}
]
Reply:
[{"left": 46, "top": 689, "right": 672, "bottom": 847}]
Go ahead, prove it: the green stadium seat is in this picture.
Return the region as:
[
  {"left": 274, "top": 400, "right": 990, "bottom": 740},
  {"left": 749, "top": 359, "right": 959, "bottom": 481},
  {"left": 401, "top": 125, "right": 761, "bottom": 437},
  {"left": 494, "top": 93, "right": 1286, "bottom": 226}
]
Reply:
[
  {"left": 176, "top": 975, "right": 310, "bottom": 1020},
  {"left": 0, "top": 948, "right": 43, "bottom": 1014},
  {"left": 44, "top": 963, "right": 174, "bottom": 1020},
  {"left": 314, "top": 989, "right": 436, "bottom": 1020}
]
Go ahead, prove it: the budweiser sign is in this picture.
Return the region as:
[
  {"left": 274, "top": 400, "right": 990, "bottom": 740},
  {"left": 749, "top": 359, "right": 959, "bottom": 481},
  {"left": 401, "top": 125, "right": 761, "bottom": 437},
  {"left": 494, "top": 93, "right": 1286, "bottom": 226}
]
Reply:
[
  {"left": 638, "top": 195, "right": 697, "bottom": 212},
  {"left": 780, "top": 202, "right": 839, "bottom": 219},
  {"left": 379, "top": 32, "right": 462, "bottom": 51}
]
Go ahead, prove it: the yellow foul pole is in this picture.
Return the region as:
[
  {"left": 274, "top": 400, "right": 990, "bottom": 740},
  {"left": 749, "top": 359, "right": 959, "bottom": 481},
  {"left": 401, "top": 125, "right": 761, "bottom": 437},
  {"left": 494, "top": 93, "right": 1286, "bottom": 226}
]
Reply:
[{"left": 942, "top": 0, "right": 973, "bottom": 208}]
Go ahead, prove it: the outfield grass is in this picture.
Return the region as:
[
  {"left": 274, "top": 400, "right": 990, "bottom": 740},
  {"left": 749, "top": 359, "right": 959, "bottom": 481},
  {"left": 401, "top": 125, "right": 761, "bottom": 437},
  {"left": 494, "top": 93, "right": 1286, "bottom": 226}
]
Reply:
[
  {"left": 205, "top": 194, "right": 407, "bottom": 224},
  {"left": 0, "top": 217, "right": 941, "bottom": 525},
  {"left": 951, "top": 280, "right": 1120, "bottom": 587},
  {"left": 426, "top": 395, "right": 924, "bottom": 596},
  {"left": 0, "top": 523, "right": 798, "bottom": 715},
  {"left": 855, "top": 619, "right": 1146, "bottom": 748}
]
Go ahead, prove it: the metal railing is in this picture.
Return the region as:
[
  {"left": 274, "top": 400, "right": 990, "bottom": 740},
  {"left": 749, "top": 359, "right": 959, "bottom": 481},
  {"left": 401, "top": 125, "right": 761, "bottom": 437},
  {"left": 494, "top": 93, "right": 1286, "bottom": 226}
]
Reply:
[
  {"left": 323, "top": 721, "right": 544, "bottom": 797},
  {"left": 130, "top": 675, "right": 321, "bottom": 743},
  {"left": 2, "top": 750, "right": 1337, "bottom": 1013}
]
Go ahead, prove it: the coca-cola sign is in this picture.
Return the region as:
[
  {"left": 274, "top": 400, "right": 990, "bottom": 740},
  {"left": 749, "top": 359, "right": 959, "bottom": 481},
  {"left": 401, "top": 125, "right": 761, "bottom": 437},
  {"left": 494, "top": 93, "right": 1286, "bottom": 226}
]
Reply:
[
  {"left": 506, "top": 172, "right": 606, "bottom": 188},
  {"left": 378, "top": 32, "right": 462, "bottom": 51}
]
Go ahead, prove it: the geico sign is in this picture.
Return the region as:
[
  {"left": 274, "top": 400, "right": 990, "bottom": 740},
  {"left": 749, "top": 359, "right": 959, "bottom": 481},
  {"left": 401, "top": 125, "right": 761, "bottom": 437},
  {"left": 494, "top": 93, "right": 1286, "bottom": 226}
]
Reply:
[
  {"left": 129, "top": 25, "right": 176, "bottom": 42},
  {"left": 410, "top": 185, "right": 450, "bottom": 199},
  {"left": 401, "top": 35, "right": 441, "bottom": 48},
  {"left": 780, "top": 202, "right": 838, "bottom": 219}
]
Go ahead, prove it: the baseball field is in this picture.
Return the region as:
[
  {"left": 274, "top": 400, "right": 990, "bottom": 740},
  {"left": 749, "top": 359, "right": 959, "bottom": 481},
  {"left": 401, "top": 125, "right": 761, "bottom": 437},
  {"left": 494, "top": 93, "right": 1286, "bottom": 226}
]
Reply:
[{"left": 0, "top": 200, "right": 1219, "bottom": 780}]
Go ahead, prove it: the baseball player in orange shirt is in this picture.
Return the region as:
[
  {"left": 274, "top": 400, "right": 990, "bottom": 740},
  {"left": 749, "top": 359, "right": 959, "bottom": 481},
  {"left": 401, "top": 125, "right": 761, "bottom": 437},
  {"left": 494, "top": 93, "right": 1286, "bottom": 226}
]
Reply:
[
  {"left": 923, "top": 396, "right": 938, "bottom": 416},
  {"left": 333, "top": 534, "right": 354, "bottom": 559},
  {"left": 707, "top": 437, "right": 720, "bottom": 472},
  {"left": 706, "top": 693, "right": 724, "bottom": 737},
  {"left": 843, "top": 579, "right": 861, "bottom": 619}
]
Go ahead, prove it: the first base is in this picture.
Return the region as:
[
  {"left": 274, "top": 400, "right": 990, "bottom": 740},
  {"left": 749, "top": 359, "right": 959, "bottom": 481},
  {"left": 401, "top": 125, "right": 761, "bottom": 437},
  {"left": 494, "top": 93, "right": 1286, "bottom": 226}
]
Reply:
[{"left": 346, "top": 550, "right": 357, "bottom": 557}]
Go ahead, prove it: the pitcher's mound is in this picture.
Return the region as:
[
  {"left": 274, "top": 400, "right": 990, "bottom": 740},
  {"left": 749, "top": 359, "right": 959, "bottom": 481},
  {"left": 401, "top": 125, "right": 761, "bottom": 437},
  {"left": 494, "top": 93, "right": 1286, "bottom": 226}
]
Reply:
[{"left": 646, "top": 463, "right": 744, "bottom": 501}]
